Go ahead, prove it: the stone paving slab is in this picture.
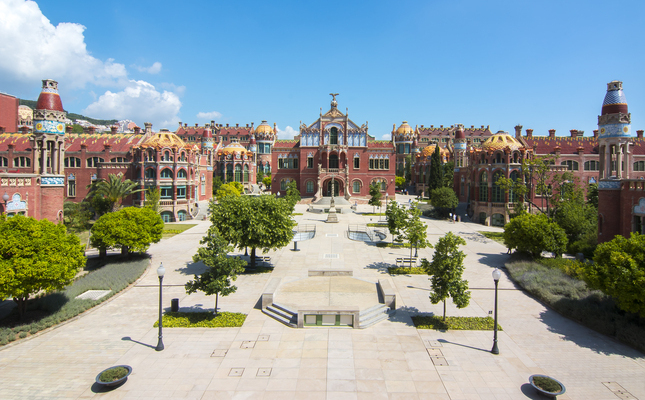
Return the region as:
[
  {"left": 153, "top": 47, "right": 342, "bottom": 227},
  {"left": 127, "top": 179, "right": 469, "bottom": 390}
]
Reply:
[{"left": 0, "top": 199, "right": 644, "bottom": 399}]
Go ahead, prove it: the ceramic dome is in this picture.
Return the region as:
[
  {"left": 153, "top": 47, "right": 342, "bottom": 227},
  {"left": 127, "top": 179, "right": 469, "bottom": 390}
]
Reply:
[
  {"left": 220, "top": 141, "right": 250, "bottom": 155},
  {"left": 139, "top": 132, "right": 186, "bottom": 149},
  {"left": 395, "top": 121, "right": 414, "bottom": 134},
  {"left": 255, "top": 120, "right": 273, "bottom": 135},
  {"left": 420, "top": 144, "right": 450, "bottom": 158},
  {"left": 481, "top": 131, "right": 523, "bottom": 152}
]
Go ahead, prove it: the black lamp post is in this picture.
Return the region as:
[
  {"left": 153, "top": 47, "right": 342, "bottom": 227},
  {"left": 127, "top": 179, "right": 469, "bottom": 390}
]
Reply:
[
  {"left": 2, "top": 192, "right": 9, "bottom": 213},
  {"left": 155, "top": 263, "right": 165, "bottom": 351},
  {"left": 491, "top": 268, "right": 501, "bottom": 355}
]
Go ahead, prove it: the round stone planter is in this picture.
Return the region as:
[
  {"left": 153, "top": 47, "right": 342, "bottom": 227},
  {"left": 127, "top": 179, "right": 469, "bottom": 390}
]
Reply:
[
  {"left": 529, "top": 374, "right": 566, "bottom": 398},
  {"left": 95, "top": 365, "right": 132, "bottom": 388}
]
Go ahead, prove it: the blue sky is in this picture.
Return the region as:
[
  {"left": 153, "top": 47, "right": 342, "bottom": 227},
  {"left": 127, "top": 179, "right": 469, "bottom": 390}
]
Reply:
[{"left": 1, "top": 0, "right": 644, "bottom": 140}]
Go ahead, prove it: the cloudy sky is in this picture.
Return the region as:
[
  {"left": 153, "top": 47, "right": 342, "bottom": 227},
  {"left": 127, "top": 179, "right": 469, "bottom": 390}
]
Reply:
[{"left": 1, "top": 0, "right": 645, "bottom": 140}]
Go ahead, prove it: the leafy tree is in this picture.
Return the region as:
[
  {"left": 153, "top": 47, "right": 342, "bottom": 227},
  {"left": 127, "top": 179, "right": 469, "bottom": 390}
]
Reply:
[
  {"left": 395, "top": 176, "right": 406, "bottom": 189},
  {"left": 88, "top": 173, "right": 142, "bottom": 213},
  {"left": 422, "top": 232, "right": 470, "bottom": 320},
  {"left": 144, "top": 187, "right": 161, "bottom": 214},
  {"left": 262, "top": 176, "right": 272, "bottom": 189},
  {"left": 63, "top": 200, "right": 92, "bottom": 231},
  {"left": 88, "top": 194, "right": 112, "bottom": 218},
  {"left": 210, "top": 195, "right": 295, "bottom": 268},
  {"left": 256, "top": 170, "right": 265, "bottom": 187},
  {"left": 285, "top": 180, "right": 300, "bottom": 210},
  {"left": 386, "top": 200, "right": 408, "bottom": 243},
  {"left": 216, "top": 182, "right": 243, "bottom": 201},
  {"left": 427, "top": 146, "right": 443, "bottom": 194},
  {"left": 442, "top": 161, "right": 455, "bottom": 188},
  {"left": 585, "top": 233, "right": 645, "bottom": 317},
  {"left": 91, "top": 207, "right": 163, "bottom": 256},
  {"left": 0, "top": 215, "right": 85, "bottom": 318},
  {"left": 212, "top": 176, "right": 223, "bottom": 195},
  {"left": 431, "top": 187, "right": 458, "bottom": 218},
  {"left": 186, "top": 226, "right": 246, "bottom": 315},
  {"left": 552, "top": 196, "right": 597, "bottom": 250},
  {"left": 368, "top": 183, "right": 382, "bottom": 213},
  {"left": 587, "top": 183, "right": 599, "bottom": 209},
  {"left": 496, "top": 155, "right": 556, "bottom": 215},
  {"left": 503, "top": 213, "right": 567, "bottom": 258},
  {"left": 402, "top": 204, "right": 432, "bottom": 266},
  {"left": 71, "top": 124, "right": 84, "bottom": 133}
]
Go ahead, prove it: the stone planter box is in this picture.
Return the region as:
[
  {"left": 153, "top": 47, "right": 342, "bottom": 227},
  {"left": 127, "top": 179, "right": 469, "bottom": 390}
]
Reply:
[
  {"left": 529, "top": 374, "right": 566, "bottom": 398},
  {"left": 95, "top": 365, "right": 132, "bottom": 388}
]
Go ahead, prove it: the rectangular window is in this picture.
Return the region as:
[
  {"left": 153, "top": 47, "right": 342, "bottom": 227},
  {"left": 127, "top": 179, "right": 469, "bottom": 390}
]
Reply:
[
  {"left": 384, "top": 159, "right": 389, "bottom": 170},
  {"left": 278, "top": 159, "right": 284, "bottom": 169},
  {"left": 67, "top": 180, "right": 76, "bottom": 197},
  {"left": 293, "top": 158, "right": 299, "bottom": 169},
  {"left": 369, "top": 159, "right": 374, "bottom": 169},
  {"left": 176, "top": 186, "right": 186, "bottom": 199},
  {"left": 353, "top": 181, "right": 361, "bottom": 193},
  {"left": 354, "top": 157, "right": 359, "bottom": 169},
  {"left": 160, "top": 186, "right": 173, "bottom": 199},
  {"left": 306, "top": 181, "right": 314, "bottom": 193},
  {"left": 307, "top": 157, "right": 313, "bottom": 168}
]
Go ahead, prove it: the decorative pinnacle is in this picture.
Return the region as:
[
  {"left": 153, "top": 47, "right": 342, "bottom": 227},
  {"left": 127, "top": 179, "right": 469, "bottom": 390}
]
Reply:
[{"left": 330, "top": 93, "right": 339, "bottom": 108}]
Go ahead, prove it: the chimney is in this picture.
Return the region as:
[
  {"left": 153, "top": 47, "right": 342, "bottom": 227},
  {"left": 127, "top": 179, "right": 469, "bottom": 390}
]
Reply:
[
  {"left": 111, "top": 126, "right": 118, "bottom": 134},
  {"left": 526, "top": 129, "right": 533, "bottom": 138},
  {"left": 88, "top": 126, "right": 96, "bottom": 134},
  {"left": 226, "top": 124, "right": 229, "bottom": 127},
  {"left": 0, "top": 126, "right": 4, "bottom": 134},
  {"left": 195, "top": 123, "right": 199, "bottom": 128},
  {"left": 178, "top": 121, "right": 182, "bottom": 127},
  {"left": 548, "top": 129, "right": 556, "bottom": 138},
  {"left": 593, "top": 129, "right": 599, "bottom": 139},
  {"left": 514, "top": 124, "right": 523, "bottom": 138},
  {"left": 570, "top": 129, "right": 577, "bottom": 137},
  {"left": 638, "top": 130, "right": 644, "bottom": 139},
  {"left": 65, "top": 125, "right": 73, "bottom": 134},
  {"left": 236, "top": 123, "right": 239, "bottom": 128},
  {"left": 134, "top": 126, "right": 141, "bottom": 134},
  {"left": 211, "top": 120, "right": 215, "bottom": 127},
  {"left": 184, "top": 123, "right": 187, "bottom": 128},
  {"left": 577, "top": 130, "right": 584, "bottom": 137},
  {"left": 20, "top": 126, "right": 29, "bottom": 135}
]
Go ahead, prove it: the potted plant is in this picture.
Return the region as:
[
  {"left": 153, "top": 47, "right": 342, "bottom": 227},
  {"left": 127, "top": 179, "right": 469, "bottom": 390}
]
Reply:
[
  {"left": 529, "top": 374, "right": 566, "bottom": 398},
  {"left": 95, "top": 365, "right": 132, "bottom": 387}
]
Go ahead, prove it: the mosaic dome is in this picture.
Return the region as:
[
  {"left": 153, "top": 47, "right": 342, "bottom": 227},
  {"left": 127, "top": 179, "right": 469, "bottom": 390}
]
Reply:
[
  {"left": 481, "top": 131, "right": 523, "bottom": 152},
  {"left": 255, "top": 120, "right": 273, "bottom": 134},
  {"left": 140, "top": 132, "right": 186, "bottom": 149},
  {"left": 395, "top": 121, "right": 414, "bottom": 134},
  {"left": 36, "top": 79, "right": 64, "bottom": 112},
  {"left": 420, "top": 144, "right": 450, "bottom": 158},
  {"left": 602, "top": 80, "right": 628, "bottom": 115},
  {"left": 220, "top": 142, "right": 249, "bottom": 155}
]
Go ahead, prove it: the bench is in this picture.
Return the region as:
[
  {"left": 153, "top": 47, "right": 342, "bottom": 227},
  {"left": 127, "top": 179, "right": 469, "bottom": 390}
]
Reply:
[{"left": 395, "top": 257, "right": 418, "bottom": 267}]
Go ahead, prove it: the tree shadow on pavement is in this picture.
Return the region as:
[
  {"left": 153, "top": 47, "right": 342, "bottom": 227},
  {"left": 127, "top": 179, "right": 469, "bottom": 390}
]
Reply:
[
  {"left": 176, "top": 260, "right": 207, "bottom": 276},
  {"left": 363, "top": 261, "right": 392, "bottom": 274},
  {"left": 388, "top": 306, "right": 420, "bottom": 326},
  {"left": 474, "top": 252, "right": 511, "bottom": 269}
]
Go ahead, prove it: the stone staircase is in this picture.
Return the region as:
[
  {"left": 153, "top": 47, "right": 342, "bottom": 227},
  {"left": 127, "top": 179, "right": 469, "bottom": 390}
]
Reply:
[
  {"left": 358, "top": 304, "right": 394, "bottom": 328},
  {"left": 262, "top": 302, "right": 297, "bottom": 328}
]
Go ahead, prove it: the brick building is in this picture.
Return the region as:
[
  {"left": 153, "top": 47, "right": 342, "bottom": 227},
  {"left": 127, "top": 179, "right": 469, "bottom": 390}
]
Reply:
[{"left": 0, "top": 92, "right": 19, "bottom": 134}]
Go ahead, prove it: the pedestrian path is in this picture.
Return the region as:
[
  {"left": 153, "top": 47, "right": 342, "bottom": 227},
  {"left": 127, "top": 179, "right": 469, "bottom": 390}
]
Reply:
[{"left": 0, "top": 201, "right": 643, "bottom": 399}]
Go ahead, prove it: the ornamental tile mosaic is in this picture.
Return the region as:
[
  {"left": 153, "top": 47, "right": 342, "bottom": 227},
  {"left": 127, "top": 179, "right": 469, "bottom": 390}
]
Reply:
[
  {"left": 34, "top": 119, "right": 65, "bottom": 135},
  {"left": 603, "top": 89, "right": 627, "bottom": 106},
  {"left": 598, "top": 123, "right": 630, "bottom": 138}
]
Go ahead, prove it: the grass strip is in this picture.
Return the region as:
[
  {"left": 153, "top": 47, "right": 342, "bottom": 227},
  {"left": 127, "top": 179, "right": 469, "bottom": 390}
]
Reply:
[
  {"left": 162, "top": 224, "right": 197, "bottom": 238},
  {"left": 154, "top": 311, "right": 246, "bottom": 328},
  {"left": 388, "top": 267, "right": 426, "bottom": 275},
  {"left": 0, "top": 255, "right": 148, "bottom": 346},
  {"left": 412, "top": 316, "right": 502, "bottom": 331},
  {"left": 478, "top": 231, "right": 505, "bottom": 245}
]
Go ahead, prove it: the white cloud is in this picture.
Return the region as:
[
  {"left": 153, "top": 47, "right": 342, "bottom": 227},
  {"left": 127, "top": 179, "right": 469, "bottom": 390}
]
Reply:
[
  {"left": 381, "top": 133, "right": 391, "bottom": 140},
  {"left": 134, "top": 62, "right": 162, "bottom": 74},
  {"left": 276, "top": 125, "right": 299, "bottom": 140},
  {"left": 196, "top": 111, "right": 222, "bottom": 120},
  {"left": 83, "top": 80, "right": 181, "bottom": 129},
  {"left": 0, "top": 0, "right": 127, "bottom": 89}
]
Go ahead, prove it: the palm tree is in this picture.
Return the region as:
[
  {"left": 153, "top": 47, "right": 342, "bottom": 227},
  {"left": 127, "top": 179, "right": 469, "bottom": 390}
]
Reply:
[{"left": 90, "top": 174, "right": 142, "bottom": 213}]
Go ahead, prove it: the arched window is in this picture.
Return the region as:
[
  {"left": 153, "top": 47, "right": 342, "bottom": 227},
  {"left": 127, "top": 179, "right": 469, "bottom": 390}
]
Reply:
[
  {"left": 0, "top": 157, "right": 7, "bottom": 167},
  {"left": 226, "top": 164, "right": 233, "bottom": 182},
  {"left": 177, "top": 169, "right": 187, "bottom": 179},
  {"left": 495, "top": 153, "right": 502, "bottom": 164},
  {"left": 329, "top": 154, "right": 339, "bottom": 169},
  {"left": 180, "top": 152, "right": 186, "bottom": 162},
  {"left": 380, "top": 180, "right": 386, "bottom": 191},
  {"left": 163, "top": 150, "right": 172, "bottom": 162},
  {"left": 146, "top": 149, "right": 155, "bottom": 161},
  {"left": 561, "top": 160, "right": 579, "bottom": 171},
  {"left": 86, "top": 157, "right": 103, "bottom": 168},
  {"left": 160, "top": 211, "right": 174, "bottom": 223},
  {"left": 479, "top": 171, "right": 488, "bottom": 202},
  {"left": 509, "top": 170, "right": 520, "bottom": 203},
  {"left": 353, "top": 180, "right": 361, "bottom": 194},
  {"left": 513, "top": 152, "right": 519, "bottom": 163},
  {"left": 145, "top": 168, "right": 156, "bottom": 179},
  {"left": 234, "top": 164, "right": 242, "bottom": 182},
  {"left": 243, "top": 165, "right": 249, "bottom": 182},
  {"left": 64, "top": 157, "right": 81, "bottom": 168},
  {"left": 633, "top": 161, "right": 645, "bottom": 172},
  {"left": 492, "top": 171, "right": 504, "bottom": 203},
  {"left": 330, "top": 127, "right": 338, "bottom": 145},
  {"left": 160, "top": 168, "right": 173, "bottom": 178},
  {"left": 201, "top": 174, "right": 206, "bottom": 195},
  {"left": 306, "top": 180, "right": 314, "bottom": 193},
  {"left": 110, "top": 157, "right": 126, "bottom": 163}
]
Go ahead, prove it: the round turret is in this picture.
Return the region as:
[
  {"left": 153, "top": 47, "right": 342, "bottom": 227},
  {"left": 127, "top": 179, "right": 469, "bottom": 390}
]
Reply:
[
  {"left": 481, "top": 131, "right": 523, "bottom": 152},
  {"left": 33, "top": 79, "right": 66, "bottom": 135},
  {"left": 602, "top": 81, "right": 628, "bottom": 115},
  {"left": 254, "top": 120, "right": 275, "bottom": 141},
  {"left": 598, "top": 80, "right": 631, "bottom": 138}
]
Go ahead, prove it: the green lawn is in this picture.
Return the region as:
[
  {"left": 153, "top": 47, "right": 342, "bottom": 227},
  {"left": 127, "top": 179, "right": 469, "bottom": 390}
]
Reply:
[
  {"left": 412, "top": 315, "right": 502, "bottom": 331},
  {"left": 154, "top": 311, "right": 247, "bottom": 328},
  {"left": 163, "top": 224, "right": 198, "bottom": 238},
  {"left": 478, "top": 231, "right": 505, "bottom": 245}
]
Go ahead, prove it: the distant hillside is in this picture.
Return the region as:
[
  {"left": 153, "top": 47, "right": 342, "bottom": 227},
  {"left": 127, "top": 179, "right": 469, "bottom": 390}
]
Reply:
[{"left": 19, "top": 99, "right": 118, "bottom": 126}]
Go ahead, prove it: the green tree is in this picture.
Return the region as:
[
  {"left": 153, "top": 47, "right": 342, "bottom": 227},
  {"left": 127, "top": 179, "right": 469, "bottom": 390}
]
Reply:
[
  {"left": 395, "top": 176, "right": 406, "bottom": 190},
  {"left": 186, "top": 226, "right": 246, "bottom": 314},
  {"left": 91, "top": 207, "right": 164, "bottom": 256},
  {"left": 71, "top": 124, "right": 84, "bottom": 133},
  {"left": 210, "top": 195, "right": 295, "bottom": 268},
  {"left": 216, "top": 182, "right": 243, "bottom": 201},
  {"left": 584, "top": 233, "right": 645, "bottom": 317},
  {"left": 587, "top": 183, "right": 599, "bottom": 209},
  {"left": 496, "top": 155, "right": 556, "bottom": 215},
  {"left": 442, "top": 161, "right": 455, "bottom": 188},
  {"left": 552, "top": 196, "right": 597, "bottom": 250},
  {"left": 386, "top": 200, "right": 408, "bottom": 243},
  {"left": 262, "top": 176, "right": 272, "bottom": 190},
  {"left": 63, "top": 200, "right": 92, "bottom": 231},
  {"left": 285, "top": 181, "right": 300, "bottom": 210},
  {"left": 503, "top": 213, "right": 567, "bottom": 258},
  {"left": 256, "top": 170, "right": 265, "bottom": 187},
  {"left": 368, "top": 183, "right": 382, "bottom": 213},
  {"left": 431, "top": 187, "right": 458, "bottom": 218},
  {"left": 402, "top": 204, "right": 432, "bottom": 267},
  {"left": 422, "top": 232, "right": 470, "bottom": 320},
  {"left": 212, "top": 176, "right": 223, "bottom": 195},
  {"left": 0, "top": 215, "right": 85, "bottom": 318},
  {"left": 144, "top": 187, "right": 161, "bottom": 214},
  {"left": 89, "top": 173, "right": 142, "bottom": 213},
  {"left": 427, "top": 146, "right": 443, "bottom": 194}
]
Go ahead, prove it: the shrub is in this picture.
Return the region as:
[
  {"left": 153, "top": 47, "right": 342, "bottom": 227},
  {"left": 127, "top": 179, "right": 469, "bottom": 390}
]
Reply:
[
  {"left": 532, "top": 376, "right": 562, "bottom": 393},
  {"left": 388, "top": 267, "right": 426, "bottom": 275},
  {"left": 504, "top": 213, "right": 567, "bottom": 258},
  {"left": 412, "top": 316, "right": 501, "bottom": 330},
  {"left": 154, "top": 312, "right": 246, "bottom": 328},
  {"left": 99, "top": 366, "right": 129, "bottom": 383}
]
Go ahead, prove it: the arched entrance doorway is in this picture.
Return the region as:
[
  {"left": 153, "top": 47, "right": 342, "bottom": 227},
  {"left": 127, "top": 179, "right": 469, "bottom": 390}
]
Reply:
[{"left": 325, "top": 178, "right": 341, "bottom": 197}]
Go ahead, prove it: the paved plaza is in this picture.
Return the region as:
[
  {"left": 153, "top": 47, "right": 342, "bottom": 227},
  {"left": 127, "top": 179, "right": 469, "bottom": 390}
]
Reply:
[{"left": 1, "top": 197, "right": 645, "bottom": 399}]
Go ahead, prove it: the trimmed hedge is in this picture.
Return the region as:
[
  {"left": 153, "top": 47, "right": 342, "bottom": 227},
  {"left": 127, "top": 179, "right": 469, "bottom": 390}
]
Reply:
[
  {"left": 0, "top": 255, "right": 148, "bottom": 346},
  {"left": 153, "top": 311, "right": 246, "bottom": 328},
  {"left": 412, "top": 316, "right": 502, "bottom": 331},
  {"left": 388, "top": 267, "right": 426, "bottom": 275}
]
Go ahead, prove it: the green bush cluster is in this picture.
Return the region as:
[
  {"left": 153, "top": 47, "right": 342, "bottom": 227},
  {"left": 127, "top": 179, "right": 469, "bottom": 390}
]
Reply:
[
  {"left": 375, "top": 242, "right": 409, "bottom": 248},
  {"left": 388, "top": 267, "right": 426, "bottom": 275},
  {"left": 478, "top": 231, "right": 505, "bottom": 245},
  {"left": 412, "top": 316, "right": 501, "bottom": 331},
  {"left": 506, "top": 258, "right": 645, "bottom": 353},
  {"left": 0, "top": 256, "right": 148, "bottom": 346},
  {"left": 153, "top": 311, "right": 246, "bottom": 328},
  {"left": 98, "top": 366, "right": 129, "bottom": 383}
]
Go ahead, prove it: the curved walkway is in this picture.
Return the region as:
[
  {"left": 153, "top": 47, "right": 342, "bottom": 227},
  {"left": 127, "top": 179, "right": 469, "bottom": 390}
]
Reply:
[{"left": 0, "top": 200, "right": 643, "bottom": 399}]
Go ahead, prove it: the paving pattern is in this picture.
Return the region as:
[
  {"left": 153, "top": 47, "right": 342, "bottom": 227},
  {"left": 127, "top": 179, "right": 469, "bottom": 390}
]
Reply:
[{"left": 0, "top": 196, "right": 644, "bottom": 399}]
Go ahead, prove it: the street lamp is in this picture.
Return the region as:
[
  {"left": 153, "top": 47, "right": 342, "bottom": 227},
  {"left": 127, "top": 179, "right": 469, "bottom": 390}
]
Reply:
[
  {"left": 491, "top": 268, "right": 502, "bottom": 355},
  {"left": 155, "top": 263, "right": 165, "bottom": 351},
  {"left": 2, "top": 192, "right": 9, "bottom": 213}
]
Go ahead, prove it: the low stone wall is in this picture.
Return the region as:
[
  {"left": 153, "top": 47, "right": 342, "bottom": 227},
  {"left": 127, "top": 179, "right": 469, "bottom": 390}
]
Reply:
[
  {"left": 308, "top": 269, "right": 353, "bottom": 277},
  {"left": 378, "top": 279, "right": 396, "bottom": 310},
  {"left": 261, "top": 277, "right": 281, "bottom": 309}
]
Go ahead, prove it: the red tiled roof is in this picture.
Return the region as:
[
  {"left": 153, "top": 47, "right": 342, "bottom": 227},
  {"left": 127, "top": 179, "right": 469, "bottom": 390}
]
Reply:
[
  {"left": 368, "top": 140, "right": 394, "bottom": 149},
  {"left": 522, "top": 136, "right": 599, "bottom": 155},
  {"left": 273, "top": 140, "right": 299, "bottom": 149},
  {"left": 418, "top": 126, "right": 492, "bottom": 137},
  {"left": 65, "top": 133, "right": 145, "bottom": 153},
  {"left": 0, "top": 134, "right": 31, "bottom": 152}
]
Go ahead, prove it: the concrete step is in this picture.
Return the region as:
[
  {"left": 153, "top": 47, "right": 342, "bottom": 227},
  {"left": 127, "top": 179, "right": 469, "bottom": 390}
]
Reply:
[
  {"left": 263, "top": 303, "right": 297, "bottom": 328},
  {"left": 359, "top": 304, "right": 391, "bottom": 329}
]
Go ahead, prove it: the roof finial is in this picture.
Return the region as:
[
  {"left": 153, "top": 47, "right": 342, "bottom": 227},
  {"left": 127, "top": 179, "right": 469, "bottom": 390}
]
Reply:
[{"left": 330, "top": 93, "right": 339, "bottom": 108}]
